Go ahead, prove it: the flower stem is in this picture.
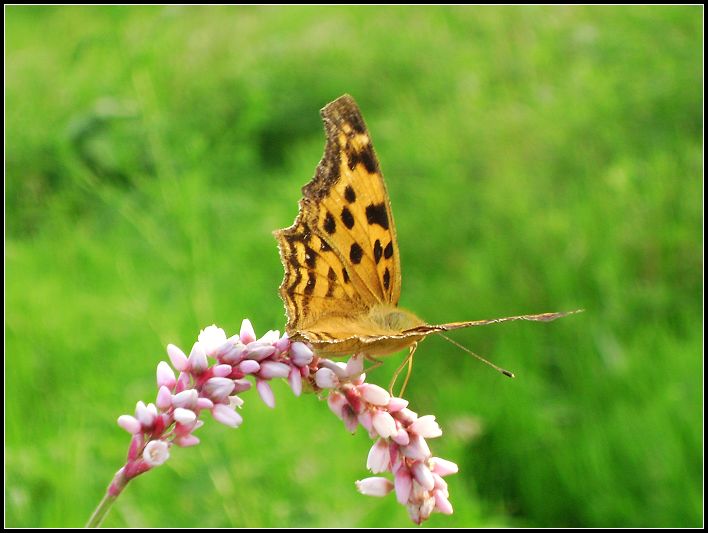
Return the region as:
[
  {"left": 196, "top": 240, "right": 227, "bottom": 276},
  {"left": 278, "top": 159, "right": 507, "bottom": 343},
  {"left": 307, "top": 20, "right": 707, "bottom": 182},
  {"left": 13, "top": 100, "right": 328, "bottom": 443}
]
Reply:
[
  {"left": 86, "top": 491, "right": 117, "bottom": 528},
  {"left": 86, "top": 468, "right": 128, "bottom": 528}
]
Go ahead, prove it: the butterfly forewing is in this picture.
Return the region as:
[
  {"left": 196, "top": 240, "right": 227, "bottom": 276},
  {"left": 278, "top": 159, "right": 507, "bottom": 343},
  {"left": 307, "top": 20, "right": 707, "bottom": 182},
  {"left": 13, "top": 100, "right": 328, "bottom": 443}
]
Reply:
[{"left": 275, "top": 95, "right": 403, "bottom": 348}]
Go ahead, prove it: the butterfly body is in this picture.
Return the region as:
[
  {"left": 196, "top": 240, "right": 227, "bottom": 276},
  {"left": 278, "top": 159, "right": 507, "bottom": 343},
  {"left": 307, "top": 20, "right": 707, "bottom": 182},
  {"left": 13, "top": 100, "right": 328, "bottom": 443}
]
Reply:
[
  {"left": 290, "top": 304, "right": 427, "bottom": 358},
  {"left": 275, "top": 95, "right": 577, "bottom": 362}
]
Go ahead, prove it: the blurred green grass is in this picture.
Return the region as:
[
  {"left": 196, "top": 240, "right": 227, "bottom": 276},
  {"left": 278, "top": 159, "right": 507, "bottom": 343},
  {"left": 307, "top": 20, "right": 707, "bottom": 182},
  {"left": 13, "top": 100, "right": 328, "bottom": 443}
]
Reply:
[{"left": 6, "top": 5, "right": 702, "bottom": 527}]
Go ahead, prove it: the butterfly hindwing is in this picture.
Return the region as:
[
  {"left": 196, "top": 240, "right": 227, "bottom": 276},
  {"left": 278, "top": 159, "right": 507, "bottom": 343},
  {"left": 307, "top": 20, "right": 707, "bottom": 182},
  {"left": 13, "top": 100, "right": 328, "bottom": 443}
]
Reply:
[{"left": 275, "top": 216, "right": 367, "bottom": 334}]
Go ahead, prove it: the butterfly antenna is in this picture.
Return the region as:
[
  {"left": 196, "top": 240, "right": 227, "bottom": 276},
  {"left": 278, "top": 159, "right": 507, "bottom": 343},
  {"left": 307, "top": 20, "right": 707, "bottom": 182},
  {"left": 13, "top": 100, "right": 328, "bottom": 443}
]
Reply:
[{"left": 439, "top": 333, "right": 515, "bottom": 378}]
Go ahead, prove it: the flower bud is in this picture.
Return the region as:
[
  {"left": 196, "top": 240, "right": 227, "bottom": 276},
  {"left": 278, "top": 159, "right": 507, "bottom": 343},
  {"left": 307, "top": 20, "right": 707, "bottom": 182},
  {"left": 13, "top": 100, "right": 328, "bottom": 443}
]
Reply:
[
  {"left": 367, "top": 438, "right": 390, "bottom": 473},
  {"left": 188, "top": 342, "right": 208, "bottom": 374},
  {"left": 315, "top": 367, "right": 339, "bottom": 389},
  {"left": 212, "top": 404, "right": 243, "bottom": 428},
  {"left": 290, "top": 342, "right": 314, "bottom": 366},
  {"left": 372, "top": 410, "right": 398, "bottom": 439},
  {"left": 117, "top": 414, "right": 141, "bottom": 434},
  {"left": 167, "top": 344, "right": 189, "bottom": 371},
  {"left": 198, "top": 325, "right": 227, "bottom": 356},
  {"left": 358, "top": 383, "right": 390, "bottom": 406},
  {"left": 239, "top": 319, "right": 256, "bottom": 344},
  {"left": 256, "top": 379, "right": 275, "bottom": 408},
  {"left": 203, "top": 377, "right": 236, "bottom": 400},
  {"left": 156, "top": 361, "right": 176, "bottom": 389},
  {"left": 355, "top": 477, "right": 394, "bottom": 497},
  {"left": 173, "top": 407, "right": 197, "bottom": 425}
]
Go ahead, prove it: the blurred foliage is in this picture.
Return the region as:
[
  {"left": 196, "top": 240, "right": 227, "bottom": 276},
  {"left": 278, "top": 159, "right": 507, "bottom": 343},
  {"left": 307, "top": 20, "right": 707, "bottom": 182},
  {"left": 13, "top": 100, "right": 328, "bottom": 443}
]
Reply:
[{"left": 6, "top": 5, "right": 702, "bottom": 527}]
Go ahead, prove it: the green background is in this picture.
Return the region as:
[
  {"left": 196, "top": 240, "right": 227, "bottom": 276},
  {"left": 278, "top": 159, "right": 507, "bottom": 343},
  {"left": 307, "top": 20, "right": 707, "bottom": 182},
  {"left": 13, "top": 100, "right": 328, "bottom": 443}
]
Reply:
[{"left": 6, "top": 5, "right": 702, "bottom": 527}]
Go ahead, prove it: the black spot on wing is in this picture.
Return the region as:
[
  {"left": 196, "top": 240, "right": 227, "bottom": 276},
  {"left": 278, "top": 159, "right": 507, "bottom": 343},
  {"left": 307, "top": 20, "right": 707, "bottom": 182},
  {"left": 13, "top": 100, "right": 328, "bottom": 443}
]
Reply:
[
  {"left": 373, "top": 239, "right": 383, "bottom": 264},
  {"left": 366, "top": 203, "right": 389, "bottom": 230},
  {"left": 305, "top": 271, "right": 316, "bottom": 295},
  {"left": 341, "top": 207, "right": 355, "bottom": 229},
  {"left": 384, "top": 240, "right": 393, "bottom": 259},
  {"left": 344, "top": 185, "right": 357, "bottom": 203},
  {"left": 326, "top": 267, "right": 337, "bottom": 297},
  {"left": 323, "top": 212, "right": 336, "bottom": 234},
  {"left": 383, "top": 267, "right": 391, "bottom": 291},
  {"left": 304, "top": 245, "right": 317, "bottom": 268},
  {"left": 349, "top": 243, "right": 363, "bottom": 264},
  {"left": 347, "top": 144, "right": 378, "bottom": 174},
  {"left": 342, "top": 268, "right": 350, "bottom": 283}
]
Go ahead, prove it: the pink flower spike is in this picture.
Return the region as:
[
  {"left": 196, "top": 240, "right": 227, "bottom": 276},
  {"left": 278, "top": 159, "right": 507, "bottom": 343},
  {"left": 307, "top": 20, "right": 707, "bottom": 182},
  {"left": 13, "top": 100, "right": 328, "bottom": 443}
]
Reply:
[
  {"left": 156, "top": 386, "right": 173, "bottom": 410},
  {"left": 410, "top": 415, "right": 443, "bottom": 439},
  {"left": 367, "top": 438, "right": 391, "bottom": 473},
  {"left": 196, "top": 397, "right": 215, "bottom": 410},
  {"left": 315, "top": 367, "right": 339, "bottom": 389},
  {"left": 167, "top": 344, "right": 189, "bottom": 371},
  {"left": 204, "top": 377, "right": 236, "bottom": 401},
  {"left": 174, "top": 407, "right": 197, "bottom": 425},
  {"left": 259, "top": 361, "right": 291, "bottom": 379},
  {"left": 117, "top": 415, "right": 141, "bottom": 434},
  {"left": 412, "top": 461, "right": 435, "bottom": 491},
  {"left": 358, "top": 383, "right": 390, "bottom": 406},
  {"left": 288, "top": 367, "right": 303, "bottom": 397},
  {"left": 174, "top": 434, "right": 200, "bottom": 447},
  {"left": 156, "top": 361, "right": 176, "bottom": 389},
  {"left": 394, "top": 467, "right": 413, "bottom": 505},
  {"left": 240, "top": 319, "right": 256, "bottom": 344},
  {"left": 238, "top": 359, "right": 261, "bottom": 375},
  {"left": 143, "top": 440, "right": 170, "bottom": 467},
  {"left": 434, "top": 489, "right": 454, "bottom": 515},
  {"left": 212, "top": 364, "right": 233, "bottom": 378},
  {"left": 256, "top": 379, "right": 275, "bottom": 408},
  {"left": 289, "top": 342, "right": 314, "bottom": 366},
  {"left": 387, "top": 397, "right": 409, "bottom": 413},
  {"left": 198, "top": 325, "right": 227, "bottom": 357},
  {"left": 431, "top": 457, "right": 459, "bottom": 477},
  {"left": 356, "top": 477, "right": 394, "bottom": 497},
  {"left": 188, "top": 342, "right": 208, "bottom": 374},
  {"left": 372, "top": 410, "right": 398, "bottom": 439},
  {"left": 212, "top": 404, "right": 243, "bottom": 428}
]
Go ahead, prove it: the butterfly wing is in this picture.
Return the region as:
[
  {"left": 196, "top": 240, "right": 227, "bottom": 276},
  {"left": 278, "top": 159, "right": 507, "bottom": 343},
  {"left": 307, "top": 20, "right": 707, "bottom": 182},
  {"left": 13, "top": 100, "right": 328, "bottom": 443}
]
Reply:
[
  {"left": 301, "top": 95, "right": 401, "bottom": 306},
  {"left": 275, "top": 95, "right": 403, "bottom": 343}
]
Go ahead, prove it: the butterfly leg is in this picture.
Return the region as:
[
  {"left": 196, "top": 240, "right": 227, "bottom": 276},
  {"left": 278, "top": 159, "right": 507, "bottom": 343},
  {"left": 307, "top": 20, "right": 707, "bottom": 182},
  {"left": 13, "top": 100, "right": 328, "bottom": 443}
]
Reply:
[
  {"left": 388, "top": 342, "right": 418, "bottom": 397},
  {"left": 362, "top": 354, "right": 384, "bottom": 375}
]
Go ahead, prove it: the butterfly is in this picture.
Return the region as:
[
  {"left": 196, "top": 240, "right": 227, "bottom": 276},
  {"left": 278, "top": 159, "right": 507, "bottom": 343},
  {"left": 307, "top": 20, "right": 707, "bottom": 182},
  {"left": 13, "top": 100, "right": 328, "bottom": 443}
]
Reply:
[{"left": 274, "top": 94, "right": 577, "bottom": 377}]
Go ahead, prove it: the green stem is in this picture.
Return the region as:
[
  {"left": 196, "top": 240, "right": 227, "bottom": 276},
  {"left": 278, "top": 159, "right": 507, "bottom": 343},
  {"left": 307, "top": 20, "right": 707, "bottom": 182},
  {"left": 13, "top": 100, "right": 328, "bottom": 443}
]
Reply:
[
  {"left": 86, "top": 469, "right": 128, "bottom": 528},
  {"left": 86, "top": 491, "right": 118, "bottom": 528}
]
